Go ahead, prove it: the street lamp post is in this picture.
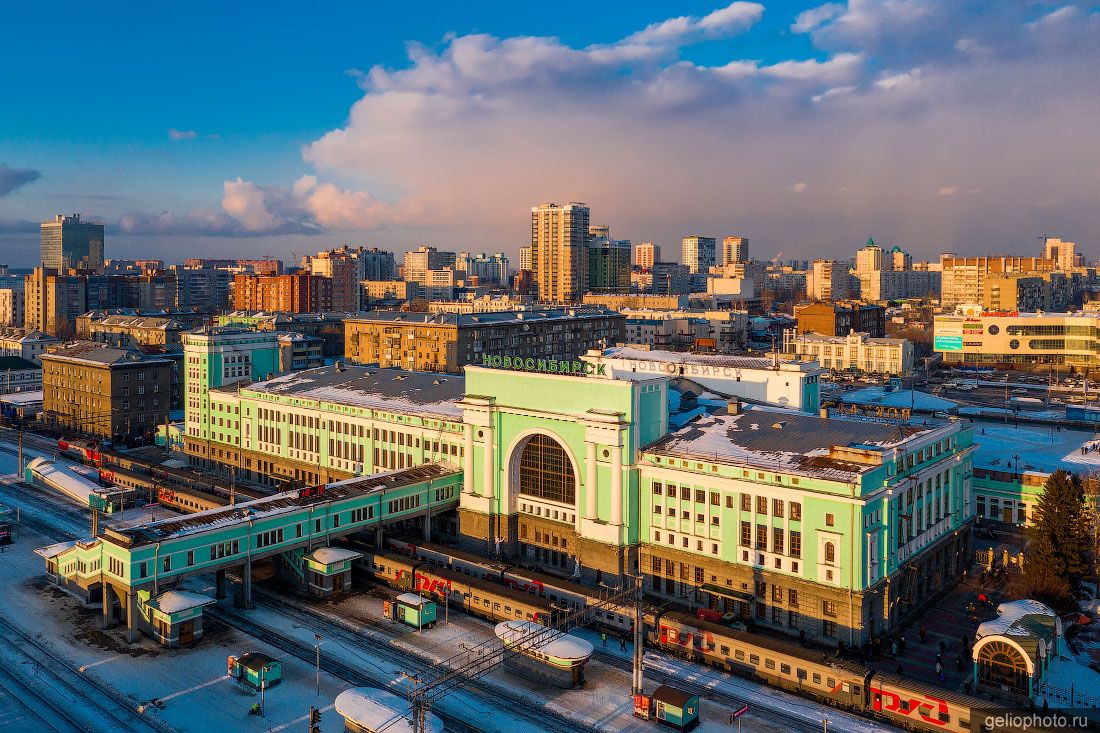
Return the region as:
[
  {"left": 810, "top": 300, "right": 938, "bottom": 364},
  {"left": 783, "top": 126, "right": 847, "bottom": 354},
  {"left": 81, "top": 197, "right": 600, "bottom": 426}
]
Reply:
[{"left": 314, "top": 634, "right": 324, "bottom": 697}]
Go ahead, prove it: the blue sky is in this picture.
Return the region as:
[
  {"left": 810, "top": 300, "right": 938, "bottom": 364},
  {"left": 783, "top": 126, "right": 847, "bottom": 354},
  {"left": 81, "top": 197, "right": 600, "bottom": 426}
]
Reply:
[{"left": 2, "top": 2, "right": 1099, "bottom": 266}]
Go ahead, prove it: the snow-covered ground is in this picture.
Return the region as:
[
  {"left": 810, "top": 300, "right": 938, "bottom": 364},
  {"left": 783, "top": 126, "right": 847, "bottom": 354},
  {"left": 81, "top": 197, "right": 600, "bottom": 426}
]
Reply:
[
  {"left": 0, "top": 434, "right": 901, "bottom": 733},
  {"left": 213, "top": 580, "right": 898, "bottom": 733}
]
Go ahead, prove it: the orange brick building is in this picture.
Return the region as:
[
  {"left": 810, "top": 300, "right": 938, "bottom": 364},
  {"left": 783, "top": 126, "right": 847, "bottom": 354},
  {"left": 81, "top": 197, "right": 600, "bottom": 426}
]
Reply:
[{"left": 232, "top": 274, "right": 334, "bottom": 313}]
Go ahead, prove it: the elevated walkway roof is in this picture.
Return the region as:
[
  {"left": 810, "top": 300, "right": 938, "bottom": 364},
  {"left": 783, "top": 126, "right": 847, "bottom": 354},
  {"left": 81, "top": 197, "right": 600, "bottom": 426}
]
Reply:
[{"left": 101, "top": 463, "right": 460, "bottom": 548}]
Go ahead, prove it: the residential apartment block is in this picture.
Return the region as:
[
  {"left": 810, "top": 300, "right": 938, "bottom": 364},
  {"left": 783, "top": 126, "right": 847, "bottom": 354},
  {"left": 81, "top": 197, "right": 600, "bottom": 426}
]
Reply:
[{"left": 344, "top": 309, "right": 625, "bottom": 373}]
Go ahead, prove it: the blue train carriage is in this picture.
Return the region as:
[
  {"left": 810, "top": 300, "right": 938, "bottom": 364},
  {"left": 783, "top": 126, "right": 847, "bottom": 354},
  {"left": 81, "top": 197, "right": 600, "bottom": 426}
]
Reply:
[
  {"left": 229, "top": 652, "right": 282, "bottom": 690},
  {"left": 335, "top": 687, "right": 444, "bottom": 733},
  {"left": 391, "top": 592, "right": 437, "bottom": 629},
  {"left": 634, "top": 685, "right": 700, "bottom": 732},
  {"left": 495, "top": 620, "right": 594, "bottom": 689}
]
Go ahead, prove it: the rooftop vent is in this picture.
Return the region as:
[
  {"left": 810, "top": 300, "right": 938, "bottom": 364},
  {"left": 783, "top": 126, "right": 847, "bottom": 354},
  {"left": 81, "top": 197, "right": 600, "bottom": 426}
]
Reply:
[
  {"left": 727, "top": 398, "right": 741, "bottom": 415},
  {"left": 771, "top": 421, "right": 787, "bottom": 430}
]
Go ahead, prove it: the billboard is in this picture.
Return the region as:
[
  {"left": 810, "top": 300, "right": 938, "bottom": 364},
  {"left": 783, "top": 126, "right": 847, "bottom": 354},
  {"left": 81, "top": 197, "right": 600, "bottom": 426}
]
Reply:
[{"left": 934, "top": 335, "right": 964, "bottom": 352}]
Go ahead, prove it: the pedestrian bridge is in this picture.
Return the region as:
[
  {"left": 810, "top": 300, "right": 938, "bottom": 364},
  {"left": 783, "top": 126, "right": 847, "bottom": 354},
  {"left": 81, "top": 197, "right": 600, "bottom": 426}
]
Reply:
[{"left": 37, "top": 463, "right": 462, "bottom": 640}]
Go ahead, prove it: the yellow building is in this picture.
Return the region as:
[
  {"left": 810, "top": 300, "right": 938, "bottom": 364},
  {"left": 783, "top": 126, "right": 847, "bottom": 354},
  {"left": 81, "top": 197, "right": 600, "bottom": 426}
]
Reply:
[{"left": 344, "top": 309, "right": 625, "bottom": 373}]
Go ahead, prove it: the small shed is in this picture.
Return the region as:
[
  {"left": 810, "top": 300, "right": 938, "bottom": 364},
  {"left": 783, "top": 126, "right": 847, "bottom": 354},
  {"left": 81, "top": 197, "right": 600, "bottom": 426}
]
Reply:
[
  {"left": 394, "top": 593, "right": 437, "bottom": 629},
  {"left": 305, "top": 546, "right": 363, "bottom": 597},
  {"left": 335, "top": 687, "right": 444, "bottom": 733},
  {"left": 230, "top": 652, "right": 282, "bottom": 690},
  {"left": 651, "top": 685, "right": 700, "bottom": 731},
  {"left": 141, "top": 590, "right": 216, "bottom": 647}
]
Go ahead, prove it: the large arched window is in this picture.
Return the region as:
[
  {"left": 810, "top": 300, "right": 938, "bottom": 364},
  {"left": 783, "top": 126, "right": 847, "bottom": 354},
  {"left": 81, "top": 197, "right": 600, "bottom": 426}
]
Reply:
[
  {"left": 977, "top": 640, "right": 1030, "bottom": 695},
  {"left": 824, "top": 542, "right": 836, "bottom": 564},
  {"left": 518, "top": 434, "right": 576, "bottom": 505}
]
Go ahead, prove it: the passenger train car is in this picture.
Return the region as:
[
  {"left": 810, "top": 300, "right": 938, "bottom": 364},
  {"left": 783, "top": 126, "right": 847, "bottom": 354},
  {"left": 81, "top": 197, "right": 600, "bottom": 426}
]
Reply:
[
  {"left": 97, "top": 466, "right": 227, "bottom": 514},
  {"left": 355, "top": 547, "right": 556, "bottom": 625},
  {"left": 385, "top": 538, "right": 636, "bottom": 633},
  {"left": 372, "top": 538, "right": 1049, "bottom": 733},
  {"left": 650, "top": 610, "right": 1042, "bottom": 733}
]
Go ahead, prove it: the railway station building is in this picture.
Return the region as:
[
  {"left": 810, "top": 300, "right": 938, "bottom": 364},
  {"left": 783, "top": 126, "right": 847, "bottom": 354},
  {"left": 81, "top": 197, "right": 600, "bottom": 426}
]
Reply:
[{"left": 42, "top": 350, "right": 974, "bottom": 646}]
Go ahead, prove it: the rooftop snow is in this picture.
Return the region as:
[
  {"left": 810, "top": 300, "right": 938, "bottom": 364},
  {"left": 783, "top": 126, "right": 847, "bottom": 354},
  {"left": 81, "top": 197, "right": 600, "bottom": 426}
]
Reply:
[
  {"left": 334, "top": 688, "right": 443, "bottom": 733},
  {"left": 102, "top": 463, "right": 460, "bottom": 547},
  {"left": 646, "top": 404, "right": 937, "bottom": 481},
  {"left": 146, "top": 590, "right": 216, "bottom": 615},
  {"left": 841, "top": 387, "right": 958, "bottom": 412},
  {"left": 600, "top": 346, "right": 800, "bottom": 370},
  {"left": 243, "top": 366, "right": 466, "bottom": 418},
  {"left": 971, "top": 422, "right": 1100, "bottom": 476},
  {"left": 495, "top": 620, "right": 594, "bottom": 660},
  {"left": 977, "top": 599, "right": 1058, "bottom": 643},
  {"left": 310, "top": 546, "right": 363, "bottom": 565}
]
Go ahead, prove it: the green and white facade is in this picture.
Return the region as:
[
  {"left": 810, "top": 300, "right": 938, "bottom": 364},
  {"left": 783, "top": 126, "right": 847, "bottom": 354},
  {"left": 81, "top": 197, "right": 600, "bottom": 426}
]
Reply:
[{"left": 169, "top": 358, "right": 975, "bottom": 645}]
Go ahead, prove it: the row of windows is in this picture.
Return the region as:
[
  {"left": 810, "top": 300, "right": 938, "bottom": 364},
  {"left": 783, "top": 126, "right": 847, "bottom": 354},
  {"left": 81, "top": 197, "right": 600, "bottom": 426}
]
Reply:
[
  {"left": 653, "top": 483, "right": 804, "bottom": 520},
  {"left": 738, "top": 522, "right": 803, "bottom": 557}
]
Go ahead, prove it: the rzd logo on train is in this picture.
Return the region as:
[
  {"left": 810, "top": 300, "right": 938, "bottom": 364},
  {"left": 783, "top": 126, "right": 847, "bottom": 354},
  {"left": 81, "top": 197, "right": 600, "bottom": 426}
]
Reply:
[{"left": 872, "top": 687, "right": 949, "bottom": 726}]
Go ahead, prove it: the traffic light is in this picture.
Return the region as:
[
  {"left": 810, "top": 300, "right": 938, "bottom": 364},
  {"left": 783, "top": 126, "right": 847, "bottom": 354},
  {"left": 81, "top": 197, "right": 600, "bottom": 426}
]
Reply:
[{"left": 309, "top": 706, "right": 322, "bottom": 733}]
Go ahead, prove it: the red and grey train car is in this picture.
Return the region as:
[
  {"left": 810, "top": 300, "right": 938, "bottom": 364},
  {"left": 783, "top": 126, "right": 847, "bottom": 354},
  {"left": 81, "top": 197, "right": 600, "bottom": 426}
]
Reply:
[
  {"left": 356, "top": 546, "right": 557, "bottom": 626},
  {"left": 650, "top": 610, "right": 1047, "bottom": 733},
  {"left": 385, "top": 538, "right": 635, "bottom": 633}
]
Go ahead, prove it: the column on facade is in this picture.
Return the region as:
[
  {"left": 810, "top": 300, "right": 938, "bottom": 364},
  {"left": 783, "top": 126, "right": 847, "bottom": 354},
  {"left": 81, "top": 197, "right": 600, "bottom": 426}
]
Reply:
[
  {"left": 610, "top": 441, "right": 623, "bottom": 526},
  {"left": 585, "top": 441, "right": 598, "bottom": 520},
  {"left": 463, "top": 424, "right": 474, "bottom": 495},
  {"left": 482, "top": 426, "right": 495, "bottom": 501}
]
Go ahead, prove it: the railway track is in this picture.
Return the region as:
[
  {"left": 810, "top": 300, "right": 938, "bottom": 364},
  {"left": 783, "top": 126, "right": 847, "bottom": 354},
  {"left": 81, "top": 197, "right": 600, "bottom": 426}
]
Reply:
[
  {"left": 209, "top": 598, "right": 594, "bottom": 733},
  {"left": 7, "top": 482, "right": 589, "bottom": 733},
  {"left": 592, "top": 648, "right": 886, "bottom": 732},
  {"left": 0, "top": 611, "right": 168, "bottom": 733},
  {"left": 262, "top": 585, "right": 846, "bottom": 733}
]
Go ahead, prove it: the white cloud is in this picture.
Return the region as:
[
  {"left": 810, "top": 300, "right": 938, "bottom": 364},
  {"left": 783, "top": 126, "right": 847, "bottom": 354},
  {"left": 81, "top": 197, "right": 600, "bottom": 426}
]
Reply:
[
  {"left": 875, "top": 67, "right": 922, "bottom": 91},
  {"left": 130, "top": 2, "right": 1100, "bottom": 257},
  {"left": 812, "top": 85, "right": 855, "bottom": 103},
  {"left": 219, "top": 176, "right": 427, "bottom": 234},
  {"left": 624, "top": 2, "right": 764, "bottom": 46},
  {"left": 287, "top": 2, "right": 1100, "bottom": 258},
  {"left": 167, "top": 128, "right": 198, "bottom": 141},
  {"left": 791, "top": 3, "right": 845, "bottom": 34}
]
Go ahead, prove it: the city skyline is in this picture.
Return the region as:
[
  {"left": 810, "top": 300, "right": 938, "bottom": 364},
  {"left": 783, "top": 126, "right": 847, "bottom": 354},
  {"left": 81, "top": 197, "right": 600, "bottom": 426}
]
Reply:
[{"left": 2, "top": 2, "right": 1098, "bottom": 266}]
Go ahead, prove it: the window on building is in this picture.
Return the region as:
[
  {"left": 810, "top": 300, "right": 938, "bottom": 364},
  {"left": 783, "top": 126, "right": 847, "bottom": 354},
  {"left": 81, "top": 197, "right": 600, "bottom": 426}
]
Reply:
[
  {"left": 756, "top": 525, "right": 768, "bottom": 550},
  {"left": 790, "top": 502, "right": 802, "bottom": 521},
  {"left": 741, "top": 494, "right": 751, "bottom": 511},
  {"left": 740, "top": 521, "right": 751, "bottom": 547},
  {"left": 518, "top": 434, "right": 576, "bottom": 504},
  {"left": 824, "top": 542, "right": 836, "bottom": 564},
  {"left": 790, "top": 531, "right": 801, "bottom": 558},
  {"left": 757, "top": 496, "right": 768, "bottom": 514},
  {"left": 822, "top": 600, "right": 837, "bottom": 617},
  {"left": 773, "top": 499, "right": 784, "bottom": 517},
  {"left": 825, "top": 513, "right": 834, "bottom": 527}
]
